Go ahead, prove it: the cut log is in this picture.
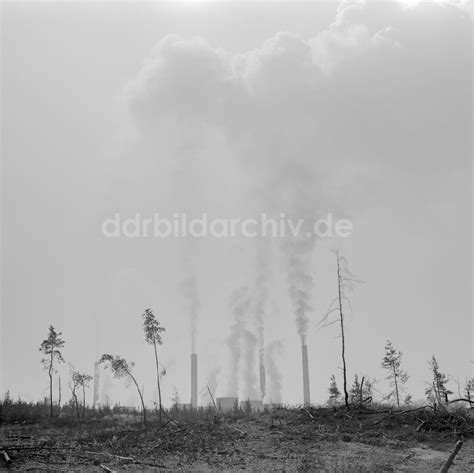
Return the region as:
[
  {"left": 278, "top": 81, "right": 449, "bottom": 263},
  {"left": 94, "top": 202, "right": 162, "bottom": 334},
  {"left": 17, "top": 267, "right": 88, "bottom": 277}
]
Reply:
[
  {"left": 1, "top": 450, "right": 12, "bottom": 464},
  {"left": 439, "top": 440, "right": 463, "bottom": 473}
]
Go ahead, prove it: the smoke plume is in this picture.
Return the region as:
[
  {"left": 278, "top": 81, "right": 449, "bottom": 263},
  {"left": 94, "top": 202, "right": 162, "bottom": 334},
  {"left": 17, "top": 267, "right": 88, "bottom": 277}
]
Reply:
[
  {"left": 124, "top": 1, "right": 470, "bottom": 402},
  {"left": 254, "top": 239, "right": 271, "bottom": 398},
  {"left": 265, "top": 340, "right": 284, "bottom": 404},
  {"left": 180, "top": 273, "right": 200, "bottom": 353},
  {"left": 241, "top": 329, "right": 259, "bottom": 400},
  {"left": 225, "top": 286, "right": 252, "bottom": 396},
  {"left": 284, "top": 237, "right": 314, "bottom": 344}
]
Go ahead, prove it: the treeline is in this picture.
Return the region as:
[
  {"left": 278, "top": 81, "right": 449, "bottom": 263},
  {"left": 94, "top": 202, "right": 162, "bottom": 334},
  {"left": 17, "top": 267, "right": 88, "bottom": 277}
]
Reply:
[
  {"left": 4, "top": 252, "right": 474, "bottom": 430},
  {"left": 326, "top": 342, "right": 474, "bottom": 410},
  {"left": 0, "top": 394, "right": 277, "bottom": 425},
  {"left": 0, "top": 394, "right": 139, "bottom": 424}
]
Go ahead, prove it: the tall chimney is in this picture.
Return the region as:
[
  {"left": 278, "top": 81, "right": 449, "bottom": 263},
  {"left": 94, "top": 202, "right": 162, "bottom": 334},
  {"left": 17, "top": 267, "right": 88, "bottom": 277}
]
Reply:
[
  {"left": 301, "top": 345, "right": 310, "bottom": 406},
  {"left": 93, "top": 361, "right": 100, "bottom": 409},
  {"left": 259, "top": 348, "right": 266, "bottom": 400},
  {"left": 191, "top": 353, "right": 198, "bottom": 408}
]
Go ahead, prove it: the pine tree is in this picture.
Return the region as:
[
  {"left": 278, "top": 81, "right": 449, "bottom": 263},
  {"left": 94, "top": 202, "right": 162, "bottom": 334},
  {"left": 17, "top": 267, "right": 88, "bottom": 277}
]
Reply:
[
  {"left": 381, "top": 340, "right": 409, "bottom": 408},
  {"left": 100, "top": 354, "right": 147, "bottom": 430},
  {"left": 362, "top": 377, "right": 374, "bottom": 404},
  {"left": 141, "top": 308, "right": 166, "bottom": 425},
  {"left": 350, "top": 374, "right": 362, "bottom": 404},
  {"left": 69, "top": 369, "right": 92, "bottom": 419},
  {"left": 464, "top": 378, "right": 474, "bottom": 402},
  {"left": 39, "top": 326, "right": 65, "bottom": 417},
  {"left": 425, "top": 356, "right": 452, "bottom": 407},
  {"left": 328, "top": 375, "right": 341, "bottom": 406}
]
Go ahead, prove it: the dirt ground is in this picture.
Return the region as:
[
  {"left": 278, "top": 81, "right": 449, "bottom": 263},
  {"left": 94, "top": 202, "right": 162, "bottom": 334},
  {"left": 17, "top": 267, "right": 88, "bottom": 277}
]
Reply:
[{"left": 1, "top": 407, "right": 473, "bottom": 472}]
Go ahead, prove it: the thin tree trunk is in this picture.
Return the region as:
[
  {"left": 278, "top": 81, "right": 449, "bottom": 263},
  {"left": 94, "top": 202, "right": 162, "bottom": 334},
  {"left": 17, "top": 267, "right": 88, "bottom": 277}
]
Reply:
[
  {"left": 153, "top": 340, "right": 162, "bottom": 425},
  {"left": 82, "top": 385, "right": 86, "bottom": 418},
  {"left": 336, "top": 252, "right": 349, "bottom": 409},
  {"left": 49, "top": 351, "right": 53, "bottom": 417},
  {"left": 359, "top": 376, "right": 365, "bottom": 405},
  {"left": 439, "top": 440, "right": 463, "bottom": 473},
  {"left": 58, "top": 376, "right": 62, "bottom": 416},
  {"left": 392, "top": 365, "right": 400, "bottom": 408},
  {"left": 72, "top": 387, "right": 80, "bottom": 419},
  {"left": 127, "top": 371, "right": 147, "bottom": 431},
  {"left": 207, "top": 385, "right": 217, "bottom": 410}
]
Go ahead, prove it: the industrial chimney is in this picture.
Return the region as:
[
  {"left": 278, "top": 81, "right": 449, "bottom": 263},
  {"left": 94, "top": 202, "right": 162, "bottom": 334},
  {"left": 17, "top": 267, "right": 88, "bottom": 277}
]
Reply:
[
  {"left": 259, "top": 348, "right": 266, "bottom": 400},
  {"left": 191, "top": 353, "right": 198, "bottom": 408},
  {"left": 301, "top": 345, "right": 310, "bottom": 406},
  {"left": 93, "top": 361, "right": 100, "bottom": 409}
]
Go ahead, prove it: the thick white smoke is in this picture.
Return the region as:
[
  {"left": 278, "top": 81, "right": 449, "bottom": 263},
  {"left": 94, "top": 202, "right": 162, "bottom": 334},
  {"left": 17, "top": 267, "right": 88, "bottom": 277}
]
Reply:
[
  {"left": 254, "top": 239, "right": 271, "bottom": 398},
  {"left": 125, "top": 1, "right": 470, "bottom": 401},
  {"left": 265, "top": 340, "right": 284, "bottom": 404},
  {"left": 285, "top": 238, "right": 314, "bottom": 345},
  {"left": 225, "top": 286, "right": 252, "bottom": 396},
  {"left": 241, "top": 329, "right": 259, "bottom": 400},
  {"left": 179, "top": 273, "right": 200, "bottom": 354}
]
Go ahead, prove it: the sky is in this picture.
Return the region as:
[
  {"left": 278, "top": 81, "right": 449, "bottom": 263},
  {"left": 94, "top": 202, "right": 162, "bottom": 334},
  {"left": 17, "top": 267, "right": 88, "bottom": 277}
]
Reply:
[{"left": 1, "top": 1, "right": 472, "bottom": 408}]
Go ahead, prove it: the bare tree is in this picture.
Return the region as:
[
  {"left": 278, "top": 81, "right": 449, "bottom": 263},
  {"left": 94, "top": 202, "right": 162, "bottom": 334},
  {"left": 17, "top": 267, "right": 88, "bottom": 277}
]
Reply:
[
  {"left": 317, "top": 250, "right": 360, "bottom": 408},
  {"left": 381, "top": 340, "right": 409, "bottom": 408},
  {"left": 141, "top": 309, "right": 166, "bottom": 425},
  {"left": 39, "top": 326, "right": 65, "bottom": 417},
  {"left": 100, "top": 354, "right": 147, "bottom": 430}
]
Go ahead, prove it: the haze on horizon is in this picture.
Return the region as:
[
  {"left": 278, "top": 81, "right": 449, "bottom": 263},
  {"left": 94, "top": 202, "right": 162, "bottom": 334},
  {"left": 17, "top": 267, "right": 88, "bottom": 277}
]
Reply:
[{"left": 1, "top": 0, "right": 472, "bottom": 409}]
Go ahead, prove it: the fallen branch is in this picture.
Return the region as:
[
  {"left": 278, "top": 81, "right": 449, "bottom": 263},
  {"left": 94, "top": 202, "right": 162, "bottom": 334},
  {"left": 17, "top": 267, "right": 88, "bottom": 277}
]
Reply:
[
  {"left": 85, "top": 450, "right": 167, "bottom": 468},
  {"left": 161, "top": 409, "right": 179, "bottom": 426},
  {"left": 371, "top": 405, "right": 434, "bottom": 425},
  {"left": 228, "top": 426, "right": 246, "bottom": 436},
  {"left": 415, "top": 420, "right": 428, "bottom": 432},
  {"left": 2, "top": 450, "right": 12, "bottom": 465},
  {"left": 99, "top": 465, "right": 116, "bottom": 473},
  {"left": 439, "top": 440, "right": 463, "bottom": 473},
  {"left": 448, "top": 398, "right": 474, "bottom": 405},
  {"left": 145, "top": 440, "right": 164, "bottom": 454},
  {"left": 300, "top": 408, "right": 314, "bottom": 420},
  {"left": 84, "top": 451, "right": 134, "bottom": 461}
]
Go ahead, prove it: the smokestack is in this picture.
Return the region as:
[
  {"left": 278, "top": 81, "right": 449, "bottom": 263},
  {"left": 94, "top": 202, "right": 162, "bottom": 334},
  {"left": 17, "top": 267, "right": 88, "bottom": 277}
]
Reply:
[
  {"left": 301, "top": 345, "right": 310, "bottom": 406},
  {"left": 93, "top": 361, "right": 100, "bottom": 409},
  {"left": 191, "top": 353, "right": 198, "bottom": 408},
  {"left": 259, "top": 349, "right": 266, "bottom": 400}
]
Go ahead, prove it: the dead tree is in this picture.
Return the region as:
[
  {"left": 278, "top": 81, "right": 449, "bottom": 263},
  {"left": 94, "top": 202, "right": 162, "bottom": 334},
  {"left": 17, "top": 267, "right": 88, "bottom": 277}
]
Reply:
[{"left": 317, "top": 250, "right": 360, "bottom": 408}]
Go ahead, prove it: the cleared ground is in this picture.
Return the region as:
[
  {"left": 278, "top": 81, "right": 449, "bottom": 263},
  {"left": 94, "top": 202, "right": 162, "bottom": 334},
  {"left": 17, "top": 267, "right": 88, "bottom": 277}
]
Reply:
[{"left": 1, "top": 406, "right": 473, "bottom": 471}]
